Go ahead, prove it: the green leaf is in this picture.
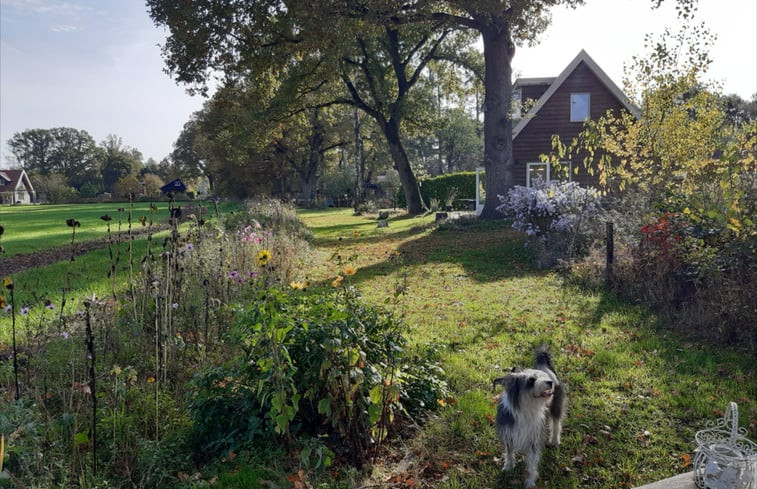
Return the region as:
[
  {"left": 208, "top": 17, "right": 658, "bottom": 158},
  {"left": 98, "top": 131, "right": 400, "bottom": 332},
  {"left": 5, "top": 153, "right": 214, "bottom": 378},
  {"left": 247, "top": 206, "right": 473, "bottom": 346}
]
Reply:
[
  {"left": 74, "top": 431, "right": 89, "bottom": 446},
  {"left": 368, "top": 404, "right": 383, "bottom": 424},
  {"left": 317, "top": 398, "right": 331, "bottom": 415},
  {"left": 369, "top": 385, "right": 384, "bottom": 405}
]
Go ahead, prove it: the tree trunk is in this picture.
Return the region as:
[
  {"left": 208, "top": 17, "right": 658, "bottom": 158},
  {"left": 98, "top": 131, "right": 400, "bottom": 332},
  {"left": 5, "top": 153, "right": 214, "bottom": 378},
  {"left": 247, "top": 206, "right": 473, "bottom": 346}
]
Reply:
[
  {"left": 202, "top": 167, "right": 215, "bottom": 193},
  {"left": 382, "top": 118, "right": 425, "bottom": 214},
  {"left": 478, "top": 26, "right": 515, "bottom": 219}
]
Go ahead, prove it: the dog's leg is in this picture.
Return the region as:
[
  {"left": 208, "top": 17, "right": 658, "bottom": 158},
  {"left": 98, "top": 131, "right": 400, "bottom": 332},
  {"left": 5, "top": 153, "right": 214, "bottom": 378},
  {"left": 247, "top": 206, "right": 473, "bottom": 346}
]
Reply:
[
  {"left": 524, "top": 444, "right": 541, "bottom": 488},
  {"left": 503, "top": 444, "right": 515, "bottom": 471}
]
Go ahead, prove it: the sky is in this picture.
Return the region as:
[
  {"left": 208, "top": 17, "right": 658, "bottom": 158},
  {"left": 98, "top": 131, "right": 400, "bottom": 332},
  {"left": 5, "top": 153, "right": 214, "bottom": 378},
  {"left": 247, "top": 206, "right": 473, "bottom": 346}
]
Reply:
[{"left": 1, "top": 0, "right": 755, "bottom": 168}]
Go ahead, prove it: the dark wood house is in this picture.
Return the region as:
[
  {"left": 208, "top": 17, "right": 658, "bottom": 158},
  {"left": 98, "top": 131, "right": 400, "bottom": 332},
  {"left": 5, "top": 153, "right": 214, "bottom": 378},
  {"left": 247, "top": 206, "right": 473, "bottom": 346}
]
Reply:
[{"left": 512, "top": 50, "right": 639, "bottom": 187}]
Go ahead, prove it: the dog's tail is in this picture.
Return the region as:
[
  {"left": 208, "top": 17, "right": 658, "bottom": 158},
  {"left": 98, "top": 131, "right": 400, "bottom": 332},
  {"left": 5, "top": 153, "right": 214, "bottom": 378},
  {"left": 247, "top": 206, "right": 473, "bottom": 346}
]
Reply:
[{"left": 535, "top": 346, "right": 555, "bottom": 371}]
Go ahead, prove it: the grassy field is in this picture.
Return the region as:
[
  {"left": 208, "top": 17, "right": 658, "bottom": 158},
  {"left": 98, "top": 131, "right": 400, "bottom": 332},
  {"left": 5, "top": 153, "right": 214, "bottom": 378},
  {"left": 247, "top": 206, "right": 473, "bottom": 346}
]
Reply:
[
  {"left": 0, "top": 201, "right": 233, "bottom": 343},
  {"left": 0, "top": 202, "right": 179, "bottom": 257},
  {"left": 298, "top": 209, "right": 755, "bottom": 489}
]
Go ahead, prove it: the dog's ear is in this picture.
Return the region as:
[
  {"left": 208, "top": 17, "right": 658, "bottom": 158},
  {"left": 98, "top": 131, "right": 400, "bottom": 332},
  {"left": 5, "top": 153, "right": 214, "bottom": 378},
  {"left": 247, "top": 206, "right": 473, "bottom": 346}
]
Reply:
[
  {"left": 492, "top": 374, "right": 515, "bottom": 392},
  {"left": 493, "top": 373, "right": 520, "bottom": 392},
  {"left": 507, "top": 375, "right": 523, "bottom": 410}
]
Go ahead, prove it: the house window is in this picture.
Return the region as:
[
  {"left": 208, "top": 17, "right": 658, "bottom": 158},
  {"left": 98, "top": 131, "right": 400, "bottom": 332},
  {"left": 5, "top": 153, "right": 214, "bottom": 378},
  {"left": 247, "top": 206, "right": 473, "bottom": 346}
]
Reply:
[
  {"left": 527, "top": 162, "right": 574, "bottom": 187},
  {"left": 512, "top": 89, "right": 522, "bottom": 120},
  {"left": 526, "top": 162, "right": 550, "bottom": 187},
  {"left": 570, "top": 93, "right": 591, "bottom": 122}
]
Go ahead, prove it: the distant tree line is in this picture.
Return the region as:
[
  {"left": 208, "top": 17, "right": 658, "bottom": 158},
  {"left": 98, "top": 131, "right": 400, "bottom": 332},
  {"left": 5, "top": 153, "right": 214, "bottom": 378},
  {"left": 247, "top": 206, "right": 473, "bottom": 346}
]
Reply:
[{"left": 5, "top": 128, "right": 180, "bottom": 203}]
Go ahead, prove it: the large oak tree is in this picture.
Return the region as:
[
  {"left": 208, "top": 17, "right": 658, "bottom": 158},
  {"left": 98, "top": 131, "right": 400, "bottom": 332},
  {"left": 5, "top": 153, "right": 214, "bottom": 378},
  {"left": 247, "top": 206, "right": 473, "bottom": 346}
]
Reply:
[
  {"left": 148, "top": 1, "right": 478, "bottom": 213},
  {"left": 8, "top": 127, "right": 101, "bottom": 189},
  {"left": 149, "top": 0, "right": 694, "bottom": 216}
]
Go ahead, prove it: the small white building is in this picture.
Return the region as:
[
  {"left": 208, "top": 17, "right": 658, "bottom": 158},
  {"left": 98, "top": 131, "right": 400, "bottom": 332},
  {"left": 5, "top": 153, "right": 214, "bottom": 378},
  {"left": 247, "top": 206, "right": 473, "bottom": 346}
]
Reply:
[{"left": 0, "top": 169, "right": 36, "bottom": 204}]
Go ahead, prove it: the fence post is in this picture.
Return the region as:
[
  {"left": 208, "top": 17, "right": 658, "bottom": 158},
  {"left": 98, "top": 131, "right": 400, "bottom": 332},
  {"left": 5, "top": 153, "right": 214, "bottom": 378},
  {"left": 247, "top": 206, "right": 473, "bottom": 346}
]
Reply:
[{"left": 606, "top": 221, "right": 614, "bottom": 284}]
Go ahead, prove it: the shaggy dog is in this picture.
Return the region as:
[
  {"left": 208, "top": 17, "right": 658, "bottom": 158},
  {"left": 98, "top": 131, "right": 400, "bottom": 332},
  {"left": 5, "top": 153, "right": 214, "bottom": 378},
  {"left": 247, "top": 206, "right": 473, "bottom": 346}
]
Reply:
[{"left": 493, "top": 348, "right": 566, "bottom": 488}]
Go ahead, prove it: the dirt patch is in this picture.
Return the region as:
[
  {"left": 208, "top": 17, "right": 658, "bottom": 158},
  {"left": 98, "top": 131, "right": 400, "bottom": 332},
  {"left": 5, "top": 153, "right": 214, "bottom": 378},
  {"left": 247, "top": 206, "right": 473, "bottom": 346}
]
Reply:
[{"left": 0, "top": 225, "right": 172, "bottom": 276}]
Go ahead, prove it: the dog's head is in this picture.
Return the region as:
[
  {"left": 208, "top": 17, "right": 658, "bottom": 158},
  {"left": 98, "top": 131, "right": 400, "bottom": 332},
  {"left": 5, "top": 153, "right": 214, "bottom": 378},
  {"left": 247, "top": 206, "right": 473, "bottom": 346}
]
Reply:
[{"left": 493, "top": 368, "right": 555, "bottom": 410}]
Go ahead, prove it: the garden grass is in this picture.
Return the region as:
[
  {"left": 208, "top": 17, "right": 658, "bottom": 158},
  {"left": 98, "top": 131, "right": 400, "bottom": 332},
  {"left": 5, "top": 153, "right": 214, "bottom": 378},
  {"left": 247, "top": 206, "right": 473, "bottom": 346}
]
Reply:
[
  {"left": 300, "top": 209, "right": 756, "bottom": 489},
  {"left": 0, "top": 202, "right": 174, "bottom": 257},
  {"left": 0, "top": 201, "right": 237, "bottom": 344},
  {"left": 0, "top": 201, "right": 238, "bottom": 257},
  {"left": 0, "top": 237, "right": 172, "bottom": 344}
]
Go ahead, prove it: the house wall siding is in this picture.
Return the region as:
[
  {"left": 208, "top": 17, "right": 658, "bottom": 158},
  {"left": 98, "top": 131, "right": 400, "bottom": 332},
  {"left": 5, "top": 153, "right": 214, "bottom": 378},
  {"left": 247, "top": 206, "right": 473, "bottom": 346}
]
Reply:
[{"left": 513, "top": 61, "right": 626, "bottom": 188}]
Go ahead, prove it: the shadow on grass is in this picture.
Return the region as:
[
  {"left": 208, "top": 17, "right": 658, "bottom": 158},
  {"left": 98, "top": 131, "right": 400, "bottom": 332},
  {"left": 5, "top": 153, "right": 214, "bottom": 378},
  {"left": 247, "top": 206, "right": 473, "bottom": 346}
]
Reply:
[
  {"left": 313, "top": 218, "right": 438, "bottom": 247},
  {"left": 315, "top": 218, "right": 541, "bottom": 286}
]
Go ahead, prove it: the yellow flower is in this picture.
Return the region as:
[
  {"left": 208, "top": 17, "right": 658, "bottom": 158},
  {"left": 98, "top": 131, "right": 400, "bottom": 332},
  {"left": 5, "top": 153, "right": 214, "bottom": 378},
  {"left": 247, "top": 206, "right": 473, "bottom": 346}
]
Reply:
[
  {"left": 2, "top": 277, "right": 12, "bottom": 290},
  {"left": 0, "top": 295, "right": 5, "bottom": 309},
  {"left": 290, "top": 281, "right": 306, "bottom": 290},
  {"left": 343, "top": 265, "right": 357, "bottom": 276},
  {"left": 353, "top": 231, "right": 361, "bottom": 238},
  {"left": 331, "top": 276, "right": 344, "bottom": 288},
  {"left": 257, "top": 249, "right": 272, "bottom": 267},
  {"left": 110, "top": 365, "right": 122, "bottom": 376},
  {"left": 146, "top": 377, "right": 156, "bottom": 383}
]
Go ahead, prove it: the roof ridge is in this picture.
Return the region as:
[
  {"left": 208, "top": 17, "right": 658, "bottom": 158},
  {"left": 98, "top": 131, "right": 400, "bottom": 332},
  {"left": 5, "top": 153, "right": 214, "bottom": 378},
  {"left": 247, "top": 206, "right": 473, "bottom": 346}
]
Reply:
[{"left": 512, "top": 50, "right": 640, "bottom": 139}]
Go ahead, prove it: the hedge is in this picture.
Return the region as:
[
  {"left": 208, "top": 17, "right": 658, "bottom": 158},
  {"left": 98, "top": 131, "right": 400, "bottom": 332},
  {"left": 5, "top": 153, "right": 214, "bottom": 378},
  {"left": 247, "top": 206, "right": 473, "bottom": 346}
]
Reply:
[{"left": 395, "top": 172, "right": 479, "bottom": 210}]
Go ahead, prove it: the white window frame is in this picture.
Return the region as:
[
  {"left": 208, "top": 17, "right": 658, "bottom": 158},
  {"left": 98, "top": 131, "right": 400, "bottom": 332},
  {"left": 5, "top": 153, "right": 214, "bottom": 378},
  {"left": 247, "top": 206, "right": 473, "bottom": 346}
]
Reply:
[
  {"left": 527, "top": 161, "right": 574, "bottom": 187},
  {"left": 570, "top": 92, "right": 591, "bottom": 122},
  {"left": 526, "top": 162, "right": 550, "bottom": 188}
]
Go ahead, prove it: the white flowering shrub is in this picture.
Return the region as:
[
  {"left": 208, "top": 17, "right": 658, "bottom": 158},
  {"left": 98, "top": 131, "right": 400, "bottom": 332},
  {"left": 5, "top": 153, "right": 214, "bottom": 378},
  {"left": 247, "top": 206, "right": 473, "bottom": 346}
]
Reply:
[{"left": 497, "top": 178, "right": 602, "bottom": 262}]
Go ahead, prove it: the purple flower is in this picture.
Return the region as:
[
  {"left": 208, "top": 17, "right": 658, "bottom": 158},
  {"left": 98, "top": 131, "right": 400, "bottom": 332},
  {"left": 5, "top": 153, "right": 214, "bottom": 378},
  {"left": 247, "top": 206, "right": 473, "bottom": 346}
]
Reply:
[
  {"left": 228, "top": 270, "right": 239, "bottom": 279},
  {"left": 20, "top": 305, "right": 30, "bottom": 315},
  {"left": 172, "top": 303, "right": 179, "bottom": 309},
  {"left": 185, "top": 243, "right": 194, "bottom": 252},
  {"left": 247, "top": 271, "right": 258, "bottom": 278},
  {"left": 61, "top": 331, "right": 70, "bottom": 339},
  {"left": 45, "top": 300, "right": 55, "bottom": 310},
  {"left": 4, "top": 305, "right": 11, "bottom": 313}
]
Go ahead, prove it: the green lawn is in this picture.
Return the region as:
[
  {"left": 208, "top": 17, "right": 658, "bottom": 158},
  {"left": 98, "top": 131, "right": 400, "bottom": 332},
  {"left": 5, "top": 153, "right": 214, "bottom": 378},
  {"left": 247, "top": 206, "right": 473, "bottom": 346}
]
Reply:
[
  {"left": 0, "top": 202, "right": 176, "bottom": 257},
  {"left": 297, "top": 208, "right": 755, "bottom": 489},
  {"left": 0, "top": 201, "right": 235, "bottom": 343}
]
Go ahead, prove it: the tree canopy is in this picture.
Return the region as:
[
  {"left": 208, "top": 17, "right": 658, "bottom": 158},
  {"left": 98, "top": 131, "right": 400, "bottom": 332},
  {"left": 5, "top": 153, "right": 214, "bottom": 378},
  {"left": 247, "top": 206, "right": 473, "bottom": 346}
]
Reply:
[
  {"left": 8, "top": 127, "right": 101, "bottom": 189},
  {"left": 149, "top": 0, "right": 701, "bottom": 214}
]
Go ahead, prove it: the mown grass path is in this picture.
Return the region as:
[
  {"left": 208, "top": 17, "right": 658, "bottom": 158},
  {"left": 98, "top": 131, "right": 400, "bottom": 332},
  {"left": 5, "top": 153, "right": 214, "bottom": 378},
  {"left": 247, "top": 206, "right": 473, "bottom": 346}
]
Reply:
[{"left": 300, "top": 209, "right": 755, "bottom": 489}]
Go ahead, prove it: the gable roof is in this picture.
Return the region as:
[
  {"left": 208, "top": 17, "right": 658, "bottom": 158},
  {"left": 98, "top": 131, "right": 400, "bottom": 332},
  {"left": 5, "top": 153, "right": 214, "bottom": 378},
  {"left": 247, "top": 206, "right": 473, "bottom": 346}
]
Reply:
[
  {"left": 0, "top": 169, "right": 35, "bottom": 193},
  {"left": 513, "top": 49, "right": 640, "bottom": 139}
]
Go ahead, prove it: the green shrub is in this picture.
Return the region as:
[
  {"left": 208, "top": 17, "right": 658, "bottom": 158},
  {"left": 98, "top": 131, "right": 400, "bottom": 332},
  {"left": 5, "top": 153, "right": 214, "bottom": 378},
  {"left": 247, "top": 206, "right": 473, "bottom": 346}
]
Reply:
[
  {"left": 395, "top": 172, "right": 477, "bottom": 210},
  {"left": 131, "top": 429, "right": 193, "bottom": 489},
  {"left": 186, "top": 365, "right": 264, "bottom": 456},
  {"left": 186, "top": 285, "right": 448, "bottom": 463}
]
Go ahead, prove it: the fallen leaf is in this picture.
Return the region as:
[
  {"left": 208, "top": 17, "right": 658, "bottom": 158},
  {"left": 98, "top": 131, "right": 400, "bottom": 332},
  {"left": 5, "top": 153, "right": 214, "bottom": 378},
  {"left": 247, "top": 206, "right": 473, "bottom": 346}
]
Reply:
[
  {"left": 583, "top": 434, "right": 599, "bottom": 445},
  {"left": 681, "top": 453, "right": 692, "bottom": 468}
]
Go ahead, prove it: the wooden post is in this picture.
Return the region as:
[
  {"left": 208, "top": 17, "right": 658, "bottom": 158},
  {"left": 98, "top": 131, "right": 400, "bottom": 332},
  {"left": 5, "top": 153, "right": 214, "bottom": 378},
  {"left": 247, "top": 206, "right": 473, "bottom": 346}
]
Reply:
[{"left": 606, "top": 221, "right": 614, "bottom": 284}]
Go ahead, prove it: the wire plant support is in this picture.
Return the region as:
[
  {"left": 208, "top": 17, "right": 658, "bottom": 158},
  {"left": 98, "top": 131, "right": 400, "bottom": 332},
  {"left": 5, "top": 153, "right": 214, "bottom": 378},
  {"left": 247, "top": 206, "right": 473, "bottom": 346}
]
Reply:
[{"left": 693, "top": 402, "right": 756, "bottom": 489}]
